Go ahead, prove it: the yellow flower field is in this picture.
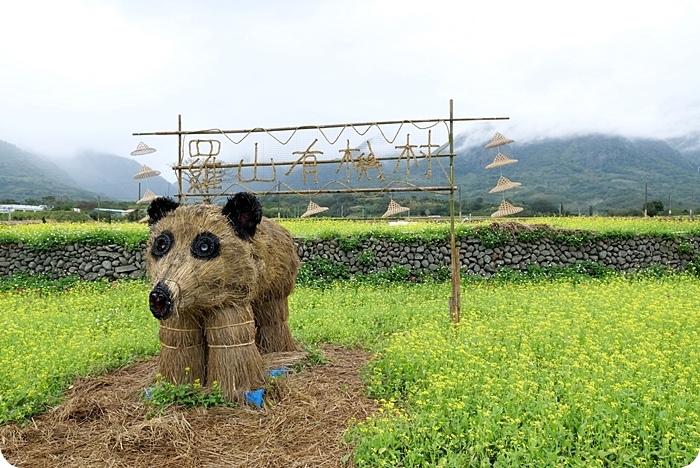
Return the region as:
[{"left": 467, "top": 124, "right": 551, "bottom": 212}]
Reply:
[
  {"left": 1, "top": 270, "right": 700, "bottom": 465},
  {"left": 347, "top": 276, "right": 700, "bottom": 466}
]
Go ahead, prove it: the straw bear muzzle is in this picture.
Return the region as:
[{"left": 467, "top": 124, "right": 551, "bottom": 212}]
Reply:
[{"left": 149, "top": 282, "right": 173, "bottom": 320}]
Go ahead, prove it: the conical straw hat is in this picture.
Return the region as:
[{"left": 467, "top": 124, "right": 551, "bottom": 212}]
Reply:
[
  {"left": 382, "top": 200, "right": 410, "bottom": 218},
  {"left": 489, "top": 176, "right": 522, "bottom": 193},
  {"left": 485, "top": 151, "right": 518, "bottom": 169},
  {"left": 137, "top": 189, "right": 159, "bottom": 204},
  {"left": 130, "top": 141, "right": 157, "bottom": 156},
  {"left": 300, "top": 201, "right": 329, "bottom": 218},
  {"left": 133, "top": 165, "right": 161, "bottom": 179},
  {"left": 485, "top": 132, "right": 514, "bottom": 149},
  {"left": 491, "top": 199, "right": 524, "bottom": 218}
]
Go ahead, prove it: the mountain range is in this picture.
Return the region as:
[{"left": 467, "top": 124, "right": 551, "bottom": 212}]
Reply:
[
  {"left": 0, "top": 140, "right": 174, "bottom": 203},
  {"left": 1, "top": 132, "right": 699, "bottom": 214}
]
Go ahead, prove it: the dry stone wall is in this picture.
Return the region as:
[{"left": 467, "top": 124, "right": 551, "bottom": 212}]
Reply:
[
  {"left": 1, "top": 235, "right": 698, "bottom": 280},
  {"left": 296, "top": 236, "right": 698, "bottom": 276}
]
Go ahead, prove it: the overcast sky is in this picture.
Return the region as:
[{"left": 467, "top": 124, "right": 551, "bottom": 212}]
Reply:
[{"left": 1, "top": 0, "right": 699, "bottom": 182}]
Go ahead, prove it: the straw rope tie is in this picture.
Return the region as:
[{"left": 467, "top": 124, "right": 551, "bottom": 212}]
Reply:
[
  {"left": 208, "top": 340, "right": 256, "bottom": 349},
  {"left": 207, "top": 320, "right": 254, "bottom": 330},
  {"left": 159, "top": 325, "right": 200, "bottom": 332},
  {"left": 160, "top": 342, "right": 203, "bottom": 350}
]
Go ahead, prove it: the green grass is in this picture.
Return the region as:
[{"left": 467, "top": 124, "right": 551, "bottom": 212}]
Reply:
[
  {"left": 0, "top": 222, "right": 147, "bottom": 250},
  {"left": 3, "top": 216, "right": 700, "bottom": 250},
  {"left": 0, "top": 280, "right": 158, "bottom": 423}
]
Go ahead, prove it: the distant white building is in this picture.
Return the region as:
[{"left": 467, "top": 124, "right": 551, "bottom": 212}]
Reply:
[{"left": 0, "top": 204, "right": 47, "bottom": 213}]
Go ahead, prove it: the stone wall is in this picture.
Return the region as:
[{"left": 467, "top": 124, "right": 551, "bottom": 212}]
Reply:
[
  {"left": 1, "top": 234, "right": 698, "bottom": 280},
  {"left": 297, "top": 236, "right": 698, "bottom": 276},
  {"left": 0, "top": 243, "right": 145, "bottom": 281}
]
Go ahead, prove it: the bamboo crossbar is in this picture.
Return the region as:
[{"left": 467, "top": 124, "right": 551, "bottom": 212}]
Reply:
[
  {"left": 133, "top": 117, "right": 508, "bottom": 137},
  {"left": 182, "top": 186, "right": 455, "bottom": 197},
  {"left": 173, "top": 152, "right": 457, "bottom": 170}
]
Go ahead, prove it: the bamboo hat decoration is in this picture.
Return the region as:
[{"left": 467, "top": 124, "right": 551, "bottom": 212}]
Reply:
[
  {"left": 489, "top": 175, "right": 522, "bottom": 193},
  {"left": 382, "top": 199, "right": 410, "bottom": 218},
  {"left": 485, "top": 132, "right": 523, "bottom": 217},
  {"left": 137, "top": 189, "right": 159, "bottom": 204},
  {"left": 484, "top": 132, "right": 515, "bottom": 149},
  {"left": 145, "top": 193, "right": 300, "bottom": 402},
  {"left": 491, "top": 199, "right": 524, "bottom": 217},
  {"left": 300, "top": 201, "right": 329, "bottom": 218},
  {"left": 485, "top": 152, "right": 518, "bottom": 169},
  {"left": 130, "top": 141, "right": 157, "bottom": 156},
  {"left": 133, "top": 165, "right": 161, "bottom": 179}
]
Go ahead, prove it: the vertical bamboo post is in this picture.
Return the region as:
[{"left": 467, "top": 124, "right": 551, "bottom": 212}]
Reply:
[
  {"left": 449, "top": 100, "right": 461, "bottom": 323},
  {"left": 177, "top": 114, "right": 183, "bottom": 204}
]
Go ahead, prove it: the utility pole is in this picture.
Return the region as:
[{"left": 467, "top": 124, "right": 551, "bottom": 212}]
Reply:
[{"left": 644, "top": 183, "right": 648, "bottom": 217}]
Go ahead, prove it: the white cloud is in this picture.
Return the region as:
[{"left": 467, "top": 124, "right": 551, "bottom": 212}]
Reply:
[{"left": 0, "top": 0, "right": 698, "bottom": 178}]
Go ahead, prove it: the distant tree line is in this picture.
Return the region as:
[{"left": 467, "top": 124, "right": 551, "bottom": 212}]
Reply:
[{"left": 0, "top": 193, "right": 688, "bottom": 222}]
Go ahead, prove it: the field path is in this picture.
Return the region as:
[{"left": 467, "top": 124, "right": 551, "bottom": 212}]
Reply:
[{"left": 0, "top": 346, "right": 376, "bottom": 468}]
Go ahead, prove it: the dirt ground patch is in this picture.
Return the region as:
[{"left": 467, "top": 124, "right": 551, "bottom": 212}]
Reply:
[{"left": 0, "top": 346, "right": 377, "bottom": 468}]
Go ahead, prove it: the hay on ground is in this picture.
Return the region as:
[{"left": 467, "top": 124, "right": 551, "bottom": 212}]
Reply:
[{"left": 0, "top": 346, "right": 376, "bottom": 468}]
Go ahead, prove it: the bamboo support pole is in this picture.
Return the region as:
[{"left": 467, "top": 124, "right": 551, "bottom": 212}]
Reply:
[{"left": 448, "top": 100, "right": 461, "bottom": 323}]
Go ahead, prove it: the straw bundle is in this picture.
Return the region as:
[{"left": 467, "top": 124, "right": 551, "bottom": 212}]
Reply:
[
  {"left": 158, "top": 312, "right": 206, "bottom": 387},
  {"left": 250, "top": 218, "right": 301, "bottom": 353},
  {"left": 205, "top": 306, "right": 265, "bottom": 399}
]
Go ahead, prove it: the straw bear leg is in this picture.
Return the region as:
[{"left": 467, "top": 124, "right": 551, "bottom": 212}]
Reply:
[
  {"left": 205, "top": 307, "right": 265, "bottom": 401},
  {"left": 253, "top": 298, "right": 297, "bottom": 354},
  {"left": 157, "top": 314, "right": 206, "bottom": 386}
]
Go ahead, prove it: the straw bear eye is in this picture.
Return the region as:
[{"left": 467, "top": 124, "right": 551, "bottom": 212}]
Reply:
[
  {"left": 151, "top": 231, "right": 174, "bottom": 259},
  {"left": 191, "top": 232, "right": 220, "bottom": 260}
]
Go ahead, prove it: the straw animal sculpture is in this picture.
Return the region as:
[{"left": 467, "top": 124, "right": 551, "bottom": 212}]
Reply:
[{"left": 145, "top": 193, "right": 300, "bottom": 401}]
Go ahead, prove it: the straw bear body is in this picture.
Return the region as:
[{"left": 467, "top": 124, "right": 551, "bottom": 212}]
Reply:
[{"left": 145, "top": 193, "right": 300, "bottom": 401}]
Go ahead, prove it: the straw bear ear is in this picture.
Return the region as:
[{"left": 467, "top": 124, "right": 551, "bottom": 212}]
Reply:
[
  {"left": 222, "top": 192, "right": 263, "bottom": 240},
  {"left": 147, "top": 197, "right": 180, "bottom": 225}
]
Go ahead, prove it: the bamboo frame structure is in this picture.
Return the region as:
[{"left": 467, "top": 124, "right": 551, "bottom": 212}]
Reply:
[{"left": 133, "top": 101, "right": 509, "bottom": 323}]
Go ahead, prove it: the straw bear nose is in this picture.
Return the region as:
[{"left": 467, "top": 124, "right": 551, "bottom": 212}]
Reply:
[{"left": 149, "top": 282, "right": 173, "bottom": 320}]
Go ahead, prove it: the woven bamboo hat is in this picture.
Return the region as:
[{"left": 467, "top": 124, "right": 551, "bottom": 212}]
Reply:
[
  {"left": 485, "top": 151, "right": 518, "bottom": 169},
  {"left": 300, "top": 201, "right": 329, "bottom": 218},
  {"left": 133, "top": 165, "right": 161, "bottom": 179},
  {"left": 491, "top": 199, "right": 523, "bottom": 218},
  {"left": 130, "top": 142, "right": 157, "bottom": 156},
  {"left": 485, "top": 132, "right": 514, "bottom": 149},
  {"left": 489, "top": 176, "right": 522, "bottom": 193},
  {"left": 137, "top": 189, "right": 159, "bottom": 204},
  {"left": 382, "top": 200, "right": 410, "bottom": 218}
]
